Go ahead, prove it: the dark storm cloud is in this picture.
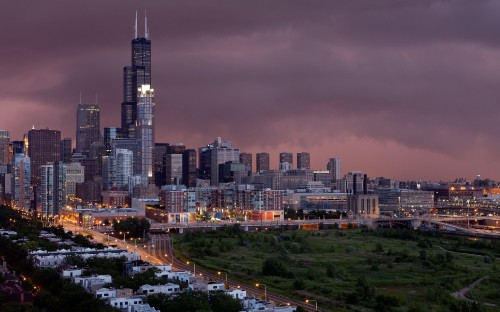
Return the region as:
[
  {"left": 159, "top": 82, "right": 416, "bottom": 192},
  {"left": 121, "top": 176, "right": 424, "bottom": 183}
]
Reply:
[{"left": 1, "top": 0, "right": 500, "bottom": 180}]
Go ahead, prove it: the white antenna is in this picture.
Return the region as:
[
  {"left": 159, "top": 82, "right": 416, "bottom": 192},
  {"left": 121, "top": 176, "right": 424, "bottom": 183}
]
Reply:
[
  {"left": 79, "top": 92, "right": 82, "bottom": 104},
  {"left": 134, "top": 11, "right": 138, "bottom": 39},
  {"left": 145, "top": 10, "right": 149, "bottom": 39}
]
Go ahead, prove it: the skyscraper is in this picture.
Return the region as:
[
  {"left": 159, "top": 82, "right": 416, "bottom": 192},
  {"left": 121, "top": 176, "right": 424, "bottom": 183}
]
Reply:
[
  {"left": 40, "top": 162, "right": 65, "bottom": 218},
  {"left": 76, "top": 104, "right": 100, "bottom": 155},
  {"left": 182, "top": 149, "right": 197, "bottom": 187},
  {"left": 199, "top": 138, "right": 240, "bottom": 186},
  {"left": 60, "top": 137, "right": 72, "bottom": 163},
  {"left": 28, "top": 128, "right": 61, "bottom": 189},
  {"left": 239, "top": 152, "right": 252, "bottom": 173},
  {"left": 327, "top": 158, "right": 342, "bottom": 182},
  {"left": 279, "top": 152, "right": 293, "bottom": 169},
  {"left": 256, "top": 152, "right": 270, "bottom": 172},
  {"left": 297, "top": 152, "right": 311, "bottom": 170},
  {"left": 103, "top": 127, "right": 120, "bottom": 156},
  {"left": 12, "top": 154, "right": 30, "bottom": 211},
  {"left": 136, "top": 84, "right": 155, "bottom": 179},
  {"left": 0, "top": 131, "right": 10, "bottom": 164},
  {"left": 165, "top": 154, "right": 182, "bottom": 185},
  {"left": 153, "top": 143, "right": 169, "bottom": 187},
  {"left": 121, "top": 13, "right": 152, "bottom": 138}
]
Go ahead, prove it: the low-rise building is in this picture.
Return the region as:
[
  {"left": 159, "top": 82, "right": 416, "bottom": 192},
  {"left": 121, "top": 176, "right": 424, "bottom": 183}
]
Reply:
[{"left": 138, "top": 283, "right": 180, "bottom": 295}]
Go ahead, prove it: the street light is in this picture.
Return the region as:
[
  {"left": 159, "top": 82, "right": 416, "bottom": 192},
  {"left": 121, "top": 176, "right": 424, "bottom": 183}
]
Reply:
[
  {"left": 187, "top": 261, "right": 196, "bottom": 276},
  {"left": 255, "top": 283, "right": 267, "bottom": 301},
  {"left": 218, "top": 271, "right": 228, "bottom": 286},
  {"left": 306, "top": 299, "right": 318, "bottom": 311}
]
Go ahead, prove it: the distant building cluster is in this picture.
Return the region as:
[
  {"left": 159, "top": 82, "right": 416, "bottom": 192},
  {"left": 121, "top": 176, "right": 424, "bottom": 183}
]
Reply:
[{"left": 1, "top": 14, "right": 494, "bottom": 225}]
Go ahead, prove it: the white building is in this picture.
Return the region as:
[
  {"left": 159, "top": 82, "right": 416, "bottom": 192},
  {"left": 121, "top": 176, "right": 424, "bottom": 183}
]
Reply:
[
  {"left": 206, "top": 281, "right": 225, "bottom": 292},
  {"left": 138, "top": 283, "right": 180, "bottom": 295},
  {"left": 109, "top": 296, "right": 145, "bottom": 310},
  {"left": 225, "top": 289, "right": 246, "bottom": 300},
  {"left": 61, "top": 268, "right": 82, "bottom": 278},
  {"left": 74, "top": 274, "right": 112, "bottom": 291},
  {"left": 127, "top": 304, "right": 159, "bottom": 312}
]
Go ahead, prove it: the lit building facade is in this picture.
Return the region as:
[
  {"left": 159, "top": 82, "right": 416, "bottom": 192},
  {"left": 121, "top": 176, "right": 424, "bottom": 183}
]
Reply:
[{"left": 136, "top": 85, "right": 155, "bottom": 179}]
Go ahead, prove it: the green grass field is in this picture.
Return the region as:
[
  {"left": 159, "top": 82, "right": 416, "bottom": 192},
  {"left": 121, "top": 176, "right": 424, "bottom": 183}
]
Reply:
[{"left": 174, "top": 226, "right": 500, "bottom": 311}]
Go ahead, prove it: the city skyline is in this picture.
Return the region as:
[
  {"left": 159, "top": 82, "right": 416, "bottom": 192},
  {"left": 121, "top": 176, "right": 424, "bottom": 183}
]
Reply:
[{"left": 1, "top": 1, "right": 500, "bottom": 181}]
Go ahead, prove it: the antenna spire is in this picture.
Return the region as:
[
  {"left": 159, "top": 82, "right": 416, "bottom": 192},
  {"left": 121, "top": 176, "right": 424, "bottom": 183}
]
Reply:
[
  {"left": 79, "top": 91, "right": 82, "bottom": 104},
  {"left": 145, "top": 10, "right": 149, "bottom": 39},
  {"left": 134, "top": 10, "right": 138, "bottom": 39}
]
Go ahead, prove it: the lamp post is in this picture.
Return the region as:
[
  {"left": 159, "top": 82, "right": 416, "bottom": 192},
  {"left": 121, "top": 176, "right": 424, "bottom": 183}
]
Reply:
[
  {"left": 218, "top": 271, "right": 228, "bottom": 287},
  {"left": 187, "top": 261, "right": 196, "bottom": 276},
  {"left": 255, "top": 283, "right": 267, "bottom": 301},
  {"left": 306, "top": 299, "right": 318, "bottom": 311}
]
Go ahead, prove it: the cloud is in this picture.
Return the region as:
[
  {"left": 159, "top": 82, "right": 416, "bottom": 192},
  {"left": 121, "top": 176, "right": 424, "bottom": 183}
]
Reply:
[{"left": 1, "top": 0, "right": 500, "bottom": 180}]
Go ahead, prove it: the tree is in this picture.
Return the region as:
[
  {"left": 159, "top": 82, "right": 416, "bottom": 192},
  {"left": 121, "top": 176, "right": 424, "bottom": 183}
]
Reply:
[{"left": 209, "top": 291, "right": 242, "bottom": 312}]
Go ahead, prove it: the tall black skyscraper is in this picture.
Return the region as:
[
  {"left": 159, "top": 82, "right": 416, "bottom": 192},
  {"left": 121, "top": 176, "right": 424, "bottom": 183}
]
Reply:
[{"left": 121, "top": 12, "right": 152, "bottom": 138}]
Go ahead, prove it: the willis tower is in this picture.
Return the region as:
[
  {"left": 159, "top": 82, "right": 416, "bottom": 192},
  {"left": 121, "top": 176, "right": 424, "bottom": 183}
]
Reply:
[{"left": 121, "top": 12, "right": 151, "bottom": 138}]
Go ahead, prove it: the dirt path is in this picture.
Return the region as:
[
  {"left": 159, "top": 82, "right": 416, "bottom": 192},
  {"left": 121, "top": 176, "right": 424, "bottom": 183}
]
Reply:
[{"left": 451, "top": 276, "right": 488, "bottom": 300}]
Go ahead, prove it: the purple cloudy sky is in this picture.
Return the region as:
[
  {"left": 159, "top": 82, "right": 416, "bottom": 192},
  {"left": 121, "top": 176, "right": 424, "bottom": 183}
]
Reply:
[{"left": 1, "top": 1, "right": 500, "bottom": 181}]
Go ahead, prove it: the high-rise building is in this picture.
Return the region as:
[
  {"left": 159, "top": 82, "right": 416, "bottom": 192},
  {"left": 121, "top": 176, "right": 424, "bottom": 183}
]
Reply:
[
  {"left": 135, "top": 84, "right": 155, "bottom": 179},
  {"left": 182, "top": 149, "right": 197, "bottom": 188},
  {"left": 103, "top": 127, "right": 120, "bottom": 156},
  {"left": 60, "top": 137, "right": 72, "bottom": 163},
  {"left": 10, "top": 141, "right": 25, "bottom": 157},
  {"left": 153, "top": 143, "right": 169, "bottom": 187},
  {"left": 279, "top": 152, "right": 293, "bottom": 169},
  {"left": 76, "top": 104, "right": 100, "bottom": 155},
  {"left": 297, "top": 152, "right": 311, "bottom": 170},
  {"left": 239, "top": 153, "right": 252, "bottom": 173},
  {"left": 64, "top": 162, "right": 85, "bottom": 201},
  {"left": 40, "top": 161, "right": 65, "bottom": 218},
  {"left": 121, "top": 13, "right": 152, "bottom": 138},
  {"left": 12, "top": 154, "right": 30, "bottom": 211},
  {"left": 111, "top": 138, "right": 141, "bottom": 175},
  {"left": 200, "top": 138, "right": 240, "bottom": 186},
  {"left": 327, "top": 158, "right": 342, "bottom": 182},
  {"left": 256, "top": 153, "right": 270, "bottom": 172},
  {"left": 115, "top": 149, "right": 134, "bottom": 190},
  {"left": 0, "top": 130, "right": 10, "bottom": 164},
  {"left": 28, "top": 129, "right": 61, "bottom": 189},
  {"left": 165, "top": 154, "right": 183, "bottom": 185}
]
